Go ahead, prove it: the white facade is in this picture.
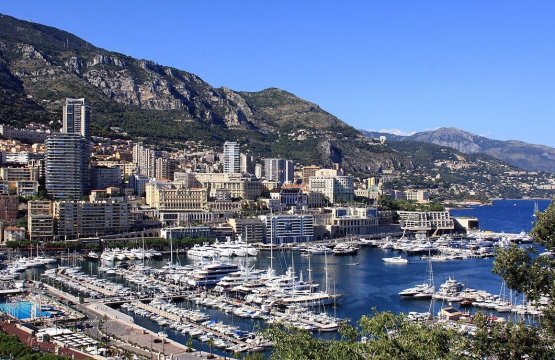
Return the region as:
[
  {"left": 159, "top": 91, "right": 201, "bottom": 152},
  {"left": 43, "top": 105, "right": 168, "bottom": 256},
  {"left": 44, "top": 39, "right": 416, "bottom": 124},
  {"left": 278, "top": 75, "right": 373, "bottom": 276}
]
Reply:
[
  {"left": 309, "top": 175, "right": 354, "bottom": 204},
  {"left": 397, "top": 211, "right": 454, "bottom": 233},
  {"left": 223, "top": 142, "right": 240, "bottom": 174},
  {"left": 259, "top": 214, "right": 314, "bottom": 244}
]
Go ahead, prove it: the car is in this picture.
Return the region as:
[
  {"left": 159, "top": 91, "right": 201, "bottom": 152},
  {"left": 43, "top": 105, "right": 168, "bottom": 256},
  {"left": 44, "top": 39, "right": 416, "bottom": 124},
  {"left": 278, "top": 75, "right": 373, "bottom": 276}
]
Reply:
[{"left": 153, "top": 339, "right": 162, "bottom": 344}]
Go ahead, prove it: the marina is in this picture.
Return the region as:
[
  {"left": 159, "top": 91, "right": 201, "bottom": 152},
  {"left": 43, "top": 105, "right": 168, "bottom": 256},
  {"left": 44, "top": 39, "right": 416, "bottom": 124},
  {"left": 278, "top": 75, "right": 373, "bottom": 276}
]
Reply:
[{"left": 0, "top": 199, "right": 552, "bottom": 358}]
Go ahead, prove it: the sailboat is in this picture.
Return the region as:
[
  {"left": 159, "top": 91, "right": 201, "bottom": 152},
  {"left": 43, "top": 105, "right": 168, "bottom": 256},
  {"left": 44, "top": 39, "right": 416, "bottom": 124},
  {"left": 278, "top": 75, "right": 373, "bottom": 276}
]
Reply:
[{"left": 532, "top": 201, "right": 539, "bottom": 218}]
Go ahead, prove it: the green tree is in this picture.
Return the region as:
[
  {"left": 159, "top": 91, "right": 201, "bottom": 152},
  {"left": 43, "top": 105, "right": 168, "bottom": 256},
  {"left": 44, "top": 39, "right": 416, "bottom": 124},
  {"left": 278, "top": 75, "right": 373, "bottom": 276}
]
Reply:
[{"left": 491, "top": 199, "right": 555, "bottom": 353}]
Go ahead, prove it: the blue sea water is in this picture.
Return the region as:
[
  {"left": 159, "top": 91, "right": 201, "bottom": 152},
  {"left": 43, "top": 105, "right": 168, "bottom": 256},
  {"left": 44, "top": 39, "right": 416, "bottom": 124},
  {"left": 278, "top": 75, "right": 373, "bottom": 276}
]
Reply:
[{"left": 450, "top": 199, "right": 551, "bottom": 233}]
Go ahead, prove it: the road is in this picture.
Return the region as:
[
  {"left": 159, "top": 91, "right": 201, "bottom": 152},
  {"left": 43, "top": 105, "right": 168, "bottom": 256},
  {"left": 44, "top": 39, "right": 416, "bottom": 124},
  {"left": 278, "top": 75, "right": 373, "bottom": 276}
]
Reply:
[{"left": 42, "top": 283, "right": 226, "bottom": 359}]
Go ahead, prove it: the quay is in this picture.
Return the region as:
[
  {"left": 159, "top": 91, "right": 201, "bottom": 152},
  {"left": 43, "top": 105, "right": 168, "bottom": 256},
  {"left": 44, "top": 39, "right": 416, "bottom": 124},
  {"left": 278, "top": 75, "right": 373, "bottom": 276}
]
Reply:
[
  {"left": 41, "top": 282, "right": 233, "bottom": 359},
  {"left": 132, "top": 301, "right": 255, "bottom": 351},
  {"left": 53, "top": 271, "right": 117, "bottom": 297}
]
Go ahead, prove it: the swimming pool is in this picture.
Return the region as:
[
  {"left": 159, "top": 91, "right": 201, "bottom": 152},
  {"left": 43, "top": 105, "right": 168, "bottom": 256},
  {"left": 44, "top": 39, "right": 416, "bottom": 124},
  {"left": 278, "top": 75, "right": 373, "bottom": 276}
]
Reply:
[{"left": 0, "top": 301, "right": 52, "bottom": 320}]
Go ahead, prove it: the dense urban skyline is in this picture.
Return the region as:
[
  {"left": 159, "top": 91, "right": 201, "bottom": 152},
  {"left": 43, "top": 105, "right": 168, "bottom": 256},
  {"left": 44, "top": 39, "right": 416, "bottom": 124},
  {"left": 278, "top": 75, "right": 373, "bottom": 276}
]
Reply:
[{"left": 0, "top": 1, "right": 554, "bottom": 146}]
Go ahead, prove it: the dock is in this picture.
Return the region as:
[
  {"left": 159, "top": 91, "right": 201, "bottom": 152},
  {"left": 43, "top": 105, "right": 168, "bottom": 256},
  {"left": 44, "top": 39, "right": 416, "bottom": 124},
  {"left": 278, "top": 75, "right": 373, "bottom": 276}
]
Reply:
[{"left": 131, "top": 300, "right": 256, "bottom": 351}]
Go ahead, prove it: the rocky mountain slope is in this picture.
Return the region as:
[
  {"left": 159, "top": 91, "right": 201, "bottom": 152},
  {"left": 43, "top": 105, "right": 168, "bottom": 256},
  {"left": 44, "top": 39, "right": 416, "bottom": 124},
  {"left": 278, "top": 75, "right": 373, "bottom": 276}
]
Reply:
[
  {"left": 363, "top": 128, "right": 555, "bottom": 173},
  {"left": 0, "top": 13, "right": 408, "bottom": 175}
]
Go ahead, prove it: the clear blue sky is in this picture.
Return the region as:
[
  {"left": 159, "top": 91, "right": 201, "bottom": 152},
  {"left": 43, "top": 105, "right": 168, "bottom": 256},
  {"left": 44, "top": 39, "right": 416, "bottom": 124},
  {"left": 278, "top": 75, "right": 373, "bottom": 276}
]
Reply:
[{"left": 1, "top": 1, "right": 555, "bottom": 146}]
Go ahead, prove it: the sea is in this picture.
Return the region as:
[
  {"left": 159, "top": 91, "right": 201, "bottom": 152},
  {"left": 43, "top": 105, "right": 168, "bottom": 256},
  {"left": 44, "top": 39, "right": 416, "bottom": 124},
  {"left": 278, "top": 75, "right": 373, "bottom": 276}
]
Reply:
[
  {"left": 20, "top": 199, "right": 553, "bottom": 356},
  {"left": 450, "top": 199, "right": 551, "bottom": 233}
]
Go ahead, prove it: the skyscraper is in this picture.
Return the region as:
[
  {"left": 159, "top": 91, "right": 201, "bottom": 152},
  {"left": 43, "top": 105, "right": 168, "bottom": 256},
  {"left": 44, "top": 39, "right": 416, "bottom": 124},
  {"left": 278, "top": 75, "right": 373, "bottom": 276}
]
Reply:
[
  {"left": 264, "top": 158, "right": 295, "bottom": 184},
  {"left": 223, "top": 142, "right": 240, "bottom": 174},
  {"left": 63, "top": 98, "right": 90, "bottom": 139},
  {"left": 45, "top": 133, "right": 90, "bottom": 200},
  {"left": 240, "top": 153, "right": 255, "bottom": 175},
  {"left": 132, "top": 143, "right": 158, "bottom": 178}
]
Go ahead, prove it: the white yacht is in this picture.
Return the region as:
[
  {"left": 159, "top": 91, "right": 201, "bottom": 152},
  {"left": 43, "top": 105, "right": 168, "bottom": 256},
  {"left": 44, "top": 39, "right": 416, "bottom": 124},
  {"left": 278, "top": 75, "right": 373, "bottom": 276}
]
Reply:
[
  {"left": 332, "top": 243, "right": 358, "bottom": 255},
  {"left": 304, "top": 245, "right": 331, "bottom": 255},
  {"left": 399, "top": 283, "right": 434, "bottom": 298},
  {"left": 100, "top": 250, "right": 115, "bottom": 262},
  {"left": 216, "top": 267, "right": 267, "bottom": 290},
  {"left": 187, "top": 244, "right": 216, "bottom": 259},
  {"left": 187, "top": 261, "right": 239, "bottom": 286},
  {"left": 86, "top": 251, "right": 99, "bottom": 260},
  {"left": 382, "top": 256, "right": 409, "bottom": 264}
]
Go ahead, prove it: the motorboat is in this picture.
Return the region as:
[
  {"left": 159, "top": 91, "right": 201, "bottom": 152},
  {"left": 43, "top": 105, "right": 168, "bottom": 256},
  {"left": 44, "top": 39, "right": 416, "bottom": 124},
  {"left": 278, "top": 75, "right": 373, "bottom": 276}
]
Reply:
[
  {"left": 332, "top": 243, "right": 358, "bottom": 256},
  {"left": 382, "top": 256, "right": 409, "bottom": 264},
  {"left": 86, "top": 251, "right": 99, "bottom": 260}
]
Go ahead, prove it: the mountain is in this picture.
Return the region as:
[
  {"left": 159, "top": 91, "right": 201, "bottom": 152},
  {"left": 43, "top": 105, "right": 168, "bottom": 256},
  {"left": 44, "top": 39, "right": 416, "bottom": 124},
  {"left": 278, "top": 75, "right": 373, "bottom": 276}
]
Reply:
[
  {"left": 0, "top": 13, "right": 407, "bottom": 175},
  {"left": 359, "top": 130, "right": 407, "bottom": 142},
  {"left": 405, "top": 128, "right": 555, "bottom": 173},
  {"left": 362, "top": 127, "right": 555, "bottom": 173},
  {"left": 1, "top": 12, "right": 554, "bottom": 201}
]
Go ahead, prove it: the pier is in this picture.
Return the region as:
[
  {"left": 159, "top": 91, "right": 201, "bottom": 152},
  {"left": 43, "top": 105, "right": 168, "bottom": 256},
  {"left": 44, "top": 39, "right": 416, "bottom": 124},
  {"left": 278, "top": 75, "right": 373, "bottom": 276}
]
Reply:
[{"left": 131, "top": 301, "right": 256, "bottom": 351}]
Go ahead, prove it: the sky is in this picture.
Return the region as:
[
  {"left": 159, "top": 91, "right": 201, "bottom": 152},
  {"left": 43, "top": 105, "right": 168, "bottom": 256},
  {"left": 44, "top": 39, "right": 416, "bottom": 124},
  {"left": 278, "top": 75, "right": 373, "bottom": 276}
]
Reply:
[{"left": 1, "top": 1, "right": 555, "bottom": 146}]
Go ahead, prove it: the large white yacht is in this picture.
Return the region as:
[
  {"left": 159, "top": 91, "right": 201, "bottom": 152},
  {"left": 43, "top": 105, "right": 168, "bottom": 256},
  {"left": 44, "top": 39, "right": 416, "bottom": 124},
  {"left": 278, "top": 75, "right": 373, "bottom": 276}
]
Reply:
[{"left": 187, "top": 261, "right": 240, "bottom": 286}]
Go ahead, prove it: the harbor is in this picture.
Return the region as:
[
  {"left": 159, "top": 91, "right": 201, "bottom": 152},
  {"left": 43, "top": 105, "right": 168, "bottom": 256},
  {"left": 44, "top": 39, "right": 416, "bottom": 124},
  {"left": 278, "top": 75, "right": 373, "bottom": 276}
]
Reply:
[{"left": 0, "top": 200, "right": 552, "bottom": 359}]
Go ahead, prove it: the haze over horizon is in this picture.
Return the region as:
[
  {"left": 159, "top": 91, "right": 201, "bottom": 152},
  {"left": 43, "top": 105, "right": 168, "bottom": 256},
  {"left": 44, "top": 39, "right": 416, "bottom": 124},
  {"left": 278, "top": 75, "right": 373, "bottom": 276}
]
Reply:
[{"left": 1, "top": 1, "right": 554, "bottom": 146}]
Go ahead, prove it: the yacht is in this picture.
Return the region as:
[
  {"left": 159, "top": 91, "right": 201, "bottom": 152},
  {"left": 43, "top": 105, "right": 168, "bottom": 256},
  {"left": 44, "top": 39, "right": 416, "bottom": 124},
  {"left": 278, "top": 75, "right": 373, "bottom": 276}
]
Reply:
[
  {"left": 100, "top": 250, "right": 115, "bottom": 262},
  {"left": 187, "top": 244, "right": 216, "bottom": 259},
  {"left": 399, "top": 283, "right": 434, "bottom": 297},
  {"left": 332, "top": 243, "right": 358, "bottom": 256},
  {"left": 216, "top": 267, "right": 266, "bottom": 290},
  {"left": 380, "top": 238, "right": 395, "bottom": 249},
  {"left": 187, "top": 261, "right": 239, "bottom": 286},
  {"left": 434, "top": 277, "right": 464, "bottom": 301},
  {"left": 382, "top": 256, "right": 409, "bottom": 264},
  {"left": 86, "top": 251, "right": 99, "bottom": 260},
  {"left": 304, "top": 245, "right": 331, "bottom": 255}
]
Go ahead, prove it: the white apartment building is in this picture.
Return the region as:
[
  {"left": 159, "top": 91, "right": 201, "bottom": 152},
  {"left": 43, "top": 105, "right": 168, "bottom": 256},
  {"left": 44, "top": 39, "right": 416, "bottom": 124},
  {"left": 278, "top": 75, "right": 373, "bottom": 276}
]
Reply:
[
  {"left": 397, "top": 211, "right": 454, "bottom": 234},
  {"left": 223, "top": 142, "right": 240, "bottom": 174},
  {"left": 309, "top": 175, "right": 354, "bottom": 204},
  {"left": 259, "top": 214, "right": 314, "bottom": 244}
]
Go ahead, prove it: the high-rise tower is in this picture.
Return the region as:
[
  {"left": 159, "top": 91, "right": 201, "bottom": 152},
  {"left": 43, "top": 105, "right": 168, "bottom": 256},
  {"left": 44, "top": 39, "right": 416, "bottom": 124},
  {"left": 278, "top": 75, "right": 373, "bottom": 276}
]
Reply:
[
  {"left": 62, "top": 98, "right": 90, "bottom": 139},
  {"left": 223, "top": 142, "right": 240, "bottom": 174}
]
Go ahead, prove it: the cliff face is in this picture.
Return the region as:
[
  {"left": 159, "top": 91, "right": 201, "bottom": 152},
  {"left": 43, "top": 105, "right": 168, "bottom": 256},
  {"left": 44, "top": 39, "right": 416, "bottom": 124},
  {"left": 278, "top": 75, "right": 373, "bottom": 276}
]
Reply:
[
  {"left": 0, "top": 13, "right": 410, "bottom": 174},
  {"left": 0, "top": 18, "right": 255, "bottom": 128}
]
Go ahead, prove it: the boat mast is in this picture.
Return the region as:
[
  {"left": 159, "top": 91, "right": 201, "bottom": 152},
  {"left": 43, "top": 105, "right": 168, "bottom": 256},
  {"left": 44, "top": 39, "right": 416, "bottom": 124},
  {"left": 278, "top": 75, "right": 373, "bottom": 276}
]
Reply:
[
  {"left": 324, "top": 250, "right": 329, "bottom": 294},
  {"left": 269, "top": 231, "right": 274, "bottom": 276},
  {"left": 307, "top": 252, "right": 313, "bottom": 290},
  {"left": 291, "top": 250, "right": 295, "bottom": 292},
  {"left": 169, "top": 225, "right": 173, "bottom": 267},
  {"left": 427, "top": 251, "right": 435, "bottom": 319}
]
